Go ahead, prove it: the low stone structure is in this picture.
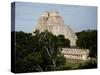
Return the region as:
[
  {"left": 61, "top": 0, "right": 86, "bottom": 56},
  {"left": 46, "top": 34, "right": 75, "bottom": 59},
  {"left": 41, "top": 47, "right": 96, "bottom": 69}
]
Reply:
[{"left": 62, "top": 48, "right": 89, "bottom": 60}]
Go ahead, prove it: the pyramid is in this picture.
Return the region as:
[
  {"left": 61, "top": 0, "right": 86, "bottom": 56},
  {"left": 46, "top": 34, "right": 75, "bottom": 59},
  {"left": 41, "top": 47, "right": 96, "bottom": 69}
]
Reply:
[{"left": 33, "top": 11, "right": 78, "bottom": 46}]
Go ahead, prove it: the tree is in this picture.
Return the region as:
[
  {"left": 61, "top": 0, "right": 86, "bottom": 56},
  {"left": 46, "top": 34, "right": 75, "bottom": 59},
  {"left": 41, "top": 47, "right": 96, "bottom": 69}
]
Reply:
[
  {"left": 57, "top": 35, "right": 70, "bottom": 48},
  {"left": 76, "top": 30, "right": 97, "bottom": 58},
  {"left": 15, "top": 30, "right": 70, "bottom": 73}
]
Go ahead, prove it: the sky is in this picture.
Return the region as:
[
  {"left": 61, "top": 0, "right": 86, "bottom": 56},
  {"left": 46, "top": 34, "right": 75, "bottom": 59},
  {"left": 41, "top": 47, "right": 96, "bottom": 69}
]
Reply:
[{"left": 14, "top": 2, "right": 97, "bottom": 33}]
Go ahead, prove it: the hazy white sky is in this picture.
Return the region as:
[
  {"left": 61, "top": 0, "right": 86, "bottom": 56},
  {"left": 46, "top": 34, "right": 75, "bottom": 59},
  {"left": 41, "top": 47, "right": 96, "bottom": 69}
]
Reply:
[{"left": 14, "top": 2, "right": 97, "bottom": 33}]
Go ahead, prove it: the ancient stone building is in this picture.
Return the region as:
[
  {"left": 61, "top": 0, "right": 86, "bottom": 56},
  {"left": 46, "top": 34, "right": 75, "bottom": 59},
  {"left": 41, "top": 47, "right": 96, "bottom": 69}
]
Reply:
[
  {"left": 62, "top": 48, "right": 89, "bottom": 60},
  {"left": 33, "top": 11, "right": 77, "bottom": 47},
  {"left": 32, "top": 11, "right": 89, "bottom": 60}
]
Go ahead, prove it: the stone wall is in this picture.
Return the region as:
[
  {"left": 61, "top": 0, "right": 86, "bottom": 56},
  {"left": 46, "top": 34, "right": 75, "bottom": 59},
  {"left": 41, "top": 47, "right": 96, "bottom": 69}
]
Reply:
[{"left": 61, "top": 48, "right": 89, "bottom": 60}]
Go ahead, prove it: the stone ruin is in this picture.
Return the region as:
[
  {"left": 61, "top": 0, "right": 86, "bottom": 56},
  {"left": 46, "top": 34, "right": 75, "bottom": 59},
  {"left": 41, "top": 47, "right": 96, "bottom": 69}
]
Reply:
[
  {"left": 33, "top": 11, "right": 77, "bottom": 47},
  {"left": 62, "top": 48, "right": 89, "bottom": 60},
  {"left": 32, "top": 11, "right": 89, "bottom": 60}
]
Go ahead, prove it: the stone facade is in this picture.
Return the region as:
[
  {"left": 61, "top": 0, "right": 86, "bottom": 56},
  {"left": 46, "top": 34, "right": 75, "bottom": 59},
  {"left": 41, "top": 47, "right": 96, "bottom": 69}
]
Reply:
[
  {"left": 33, "top": 11, "right": 77, "bottom": 46},
  {"left": 62, "top": 48, "right": 89, "bottom": 60}
]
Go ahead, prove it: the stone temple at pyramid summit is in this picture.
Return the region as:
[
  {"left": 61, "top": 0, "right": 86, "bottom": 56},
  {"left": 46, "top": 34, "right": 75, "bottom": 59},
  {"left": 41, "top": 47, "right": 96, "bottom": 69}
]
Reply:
[
  {"left": 33, "top": 11, "right": 78, "bottom": 47},
  {"left": 32, "top": 11, "right": 89, "bottom": 60}
]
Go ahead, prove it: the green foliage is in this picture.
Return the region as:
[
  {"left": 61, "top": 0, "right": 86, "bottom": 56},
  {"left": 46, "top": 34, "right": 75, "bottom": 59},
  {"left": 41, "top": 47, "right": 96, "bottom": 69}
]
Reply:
[
  {"left": 78, "top": 59, "right": 97, "bottom": 69},
  {"left": 76, "top": 30, "right": 97, "bottom": 58},
  {"left": 57, "top": 35, "right": 70, "bottom": 48},
  {"left": 15, "top": 30, "right": 70, "bottom": 73}
]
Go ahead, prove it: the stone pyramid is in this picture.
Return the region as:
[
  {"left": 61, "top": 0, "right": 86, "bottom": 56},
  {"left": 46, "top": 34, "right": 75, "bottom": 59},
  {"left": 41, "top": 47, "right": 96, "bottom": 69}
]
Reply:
[{"left": 32, "top": 11, "right": 78, "bottom": 46}]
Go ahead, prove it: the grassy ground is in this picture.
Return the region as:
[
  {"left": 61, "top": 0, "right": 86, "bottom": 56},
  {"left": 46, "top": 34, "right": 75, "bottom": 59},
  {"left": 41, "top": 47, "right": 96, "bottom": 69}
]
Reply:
[
  {"left": 56, "top": 58, "right": 97, "bottom": 71},
  {"left": 65, "top": 58, "right": 88, "bottom": 69}
]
